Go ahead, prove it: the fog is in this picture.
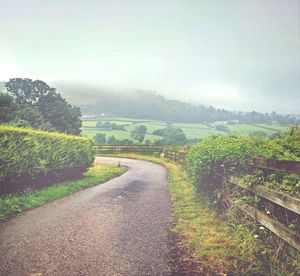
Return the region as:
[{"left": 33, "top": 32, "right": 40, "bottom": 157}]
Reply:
[{"left": 0, "top": 0, "right": 299, "bottom": 113}]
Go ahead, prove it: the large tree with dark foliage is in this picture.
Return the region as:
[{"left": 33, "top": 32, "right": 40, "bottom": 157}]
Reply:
[
  {"left": 153, "top": 127, "right": 188, "bottom": 145},
  {"left": 4, "top": 78, "right": 82, "bottom": 135},
  {"left": 5, "top": 78, "right": 55, "bottom": 106},
  {"left": 130, "top": 125, "right": 147, "bottom": 143},
  {"left": 0, "top": 93, "right": 17, "bottom": 123}
]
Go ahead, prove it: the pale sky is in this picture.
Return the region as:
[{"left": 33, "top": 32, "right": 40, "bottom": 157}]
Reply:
[{"left": 0, "top": 0, "right": 299, "bottom": 113}]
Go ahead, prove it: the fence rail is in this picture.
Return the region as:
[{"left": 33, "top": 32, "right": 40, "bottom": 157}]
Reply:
[
  {"left": 164, "top": 149, "right": 300, "bottom": 251},
  {"left": 93, "top": 144, "right": 163, "bottom": 154},
  {"left": 253, "top": 157, "right": 300, "bottom": 174},
  {"left": 164, "top": 149, "right": 187, "bottom": 164}
]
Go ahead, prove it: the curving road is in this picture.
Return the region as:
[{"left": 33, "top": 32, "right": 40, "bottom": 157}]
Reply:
[{"left": 0, "top": 157, "right": 173, "bottom": 276}]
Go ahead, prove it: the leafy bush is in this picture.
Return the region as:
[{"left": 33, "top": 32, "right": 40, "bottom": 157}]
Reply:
[
  {"left": 153, "top": 127, "right": 188, "bottom": 145},
  {"left": 275, "top": 126, "right": 300, "bottom": 159},
  {"left": 185, "top": 135, "right": 285, "bottom": 192},
  {"left": 94, "top": 133, "right": 106, "bottom": 144},
  {"left": 96, "top": 121, "right": 125, "bottom": 130},
  {"left": 215, "top": 124, "right": 230, "bottom": 133},
  {"left": 0, "top": 125, "right": 94, "bottom": 184}
]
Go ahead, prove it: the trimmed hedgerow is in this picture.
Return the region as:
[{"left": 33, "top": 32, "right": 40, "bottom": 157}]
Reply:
[{"left": 0, "top": 125, "right": 94, "bottom": 183}]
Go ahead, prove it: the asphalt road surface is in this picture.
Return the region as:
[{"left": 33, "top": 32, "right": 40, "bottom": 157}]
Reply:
[{"left": 0, "top": 157, "right": 173, "bottom": 276}]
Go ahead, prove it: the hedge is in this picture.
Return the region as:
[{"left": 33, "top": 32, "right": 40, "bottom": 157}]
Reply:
[
  {"left": 185, "top": 135, "right": 286, "bottom": 192},
  {"left": 185, "top": 127, "right": 300, "bottom": 193},
  {"left": 0, "top": 125, "right": 94, "bottom": 187}
]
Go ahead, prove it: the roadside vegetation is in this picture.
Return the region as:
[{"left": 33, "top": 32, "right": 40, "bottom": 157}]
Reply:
[
  {"left": 103, "top": 126, "right": 300, "bottom": 275},
  {"left": 97, "top": 153, "right": 267, "bottom": 274},
  {"left": 184, "top": 127, "right": 300, "bottom": 274},
  {"left": 0, "top": 124, "right": 129, "bottom": 221},
  {"left": 0, "top": 125, "right": 94, "bottom": 195},
  {"left": 0, "top": 164, "right": 127, "bottom": 221}
]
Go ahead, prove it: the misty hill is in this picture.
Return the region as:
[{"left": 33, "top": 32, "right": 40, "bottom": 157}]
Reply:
[
  {"left": 1, "top": 80, "right": 297, "bottom": 124},
  {"left": 0, "top": 82, "right": 5, "bottom": 92},
  {"left": 52, "top": 82, "right": 298, "bottom": 125}
]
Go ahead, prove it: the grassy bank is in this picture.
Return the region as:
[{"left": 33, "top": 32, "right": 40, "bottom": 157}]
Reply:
[
  {"left": 99, "top": 153, "right": 264, "bottom": 274},
  {"left": 0, "top": 164, "right": 127, "bottom": 221}
]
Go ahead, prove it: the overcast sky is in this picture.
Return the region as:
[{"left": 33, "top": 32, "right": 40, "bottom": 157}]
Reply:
[{"left": 0, "top": 0, "right": 299, "bottom": 113}]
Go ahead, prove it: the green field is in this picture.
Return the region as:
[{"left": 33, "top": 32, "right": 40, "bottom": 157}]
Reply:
[{"left": 81, "top": 117, "right": 290, "bottom": 142}]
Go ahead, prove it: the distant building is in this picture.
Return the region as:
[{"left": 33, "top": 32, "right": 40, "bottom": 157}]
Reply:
[{"left": 213, "top": 121, "right": 227, "bottom": 126}]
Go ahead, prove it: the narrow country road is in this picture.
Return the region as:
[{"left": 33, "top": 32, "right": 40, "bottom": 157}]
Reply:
[{"left": 0, "top": 157, "right": 173, "bottom": 276}]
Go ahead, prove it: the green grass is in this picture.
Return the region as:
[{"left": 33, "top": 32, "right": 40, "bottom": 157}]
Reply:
[
  {"left": 227, "top": 124, "right": 276, "bottom": 136},
  {"left": 100, "top": 152, "right": 264, "bottom": 274},
  {"left": 227, "top": 123, "right": 288, "bottom": 136},
  {"left": 81, "top": 128, "right": 162, "bottom": 141},
  {"left": 82, "top": 118, "right": 289, "bottom": 141},
  {"left": 0, "top": 164, "right": 127, "bottom": 220},
  {"left": 255, "top": 123, "right": 289, "bottom": 132}
]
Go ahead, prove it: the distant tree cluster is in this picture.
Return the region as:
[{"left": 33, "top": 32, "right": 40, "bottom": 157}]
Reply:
[
  {"left": 93, "top": 133, "right": 134, "bottom": 145},
  {"left": 0, "top": 78, "right": 82, "bottom": 135},
  {"left": 130, "top": 125, "right": 147, "bottom": 143},
  {"left": 96, "top": 121, "right": 125, "bottom": 130},
  {"left": 153, "top": 127, "right": 188, "bottom": 145},
  {"left": 215, "top": 124, "right": 230, "bottom": 133}
]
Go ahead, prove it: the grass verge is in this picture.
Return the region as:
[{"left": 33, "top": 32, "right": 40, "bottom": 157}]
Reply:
[
  {"left": 101, "top": 153, "right": 270, "bottom": 274},
  {"left": 0, "top": 163, "right": 127, "bottom": 221}
]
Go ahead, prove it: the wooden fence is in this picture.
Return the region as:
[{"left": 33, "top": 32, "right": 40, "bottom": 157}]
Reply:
[
  {"left": 164, "top": 149, "right": 187, "bottom": 164},
  {"left": 93, "top": 144, "right": 164, "bottom": 154},
  {"left": 164, "top": 150, "right": 300, "bottom": 251}
]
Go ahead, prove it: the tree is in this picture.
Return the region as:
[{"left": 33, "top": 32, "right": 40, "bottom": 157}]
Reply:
[
  {"left": 144, "top": 139, "right": 151, "bottom": 145},
  {"left": 37, "top": 92, "right": 82, "bottom": 135},
  {"left": 107, "top": 135, "right": 118, "bottom": 145},
  {"left": 215, "top": 124, "right": 230, "bottom": 133},
  {"left": 5, "top": 78, "right": 82, "bottom": 135},
  {"left": 119, "top": 138, "right": 134, "bottom": 145},
  {"left": 15, "top": 106, "right": 54, "bottom": 131},
  {"left": 153, "top": 128, "right": 165, "bottom": 136},
  {"left": 161, "top": 127, "right": 188, "bottom": 145},
  {"left": 130, "top": 125, "right": 147, "bottom": 143},
  {"left": 94, "top": 133, "right": 106, "bottom": 144},
  {"left": 96, "top": 121, "right": 103, "bottom": 128},
  {"left": 0, "top": 93, "right": 17, "bottom": 123},
  {"left": 5, "top": 78, "right": 55, "bottom": 106}
]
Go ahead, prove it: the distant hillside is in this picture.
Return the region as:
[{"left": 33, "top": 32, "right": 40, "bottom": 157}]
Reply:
[
  {"left": 52, "top": 81, "right": 298, "bottom": 125},
  {"left": 0, "top": 82, "right": 5, "bottom": 92},
  {"left": 1, "top": 80, "right": 298, "bottom": 125}
]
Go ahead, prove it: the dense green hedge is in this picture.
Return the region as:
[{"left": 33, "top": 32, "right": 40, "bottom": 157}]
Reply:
[
  {"left": 185, "top": 127, "right": 300, "bottom": 193},
  {"left": 185, "top": 135, "right": 286, "bottom": 191},
  {"left": 0, "top": 125, "right": 94, "bottom": 182}
]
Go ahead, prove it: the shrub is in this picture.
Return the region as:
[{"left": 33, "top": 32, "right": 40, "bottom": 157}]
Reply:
[
  {"left": 185, "top": 135, "right": 285, "bottom": 192},
  {"left": 94, "top": 133, "right": 106, "bottom": 144},
  {"left": 153, "top": 127, "right": 188, "bottom": 144},
  {"left": 0, "top": 125, "right": 94, "bottom": 187}
]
